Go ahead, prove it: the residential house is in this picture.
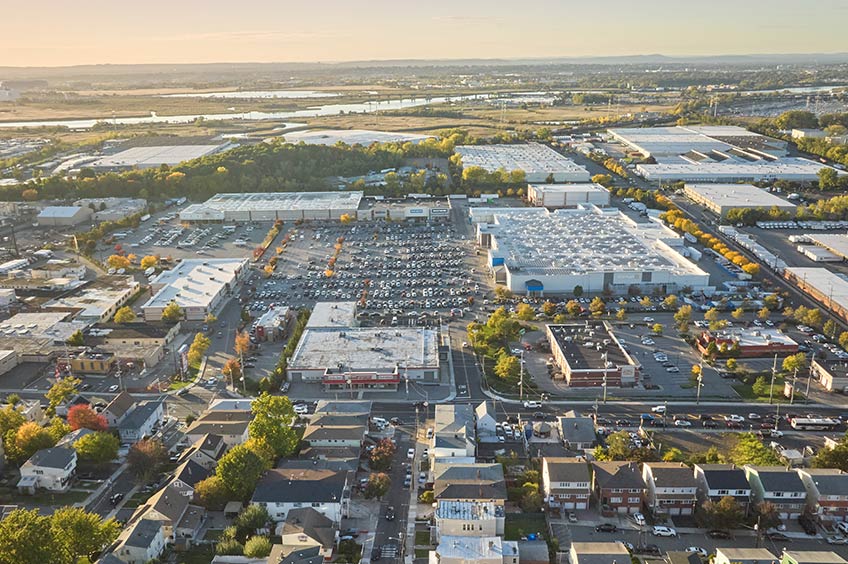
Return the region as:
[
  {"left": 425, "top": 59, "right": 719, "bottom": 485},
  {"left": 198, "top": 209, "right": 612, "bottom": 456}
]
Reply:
[
  {"left": 557, "top": 415, "right": 597, "bottom": 451},
  {"left": 744, "top": 465, "right": 807, "bottom": 519},
  {"left": 169, "top": 459, "right": 212, "bottom": 497},
  {"left": 432, "top": 404, "right": 475, "bottom": 463},
  {"left": 666, "top": 552, "right": 702, "bottom": 564},
  {"left": 430, "top": 536, "right": 519, "bottom": 564},
  {"left": 118, "top": 400, "right": 163, "bottom": 443},
  {"left": 56, "top": 428, "right": 95, "bottom": 448},
  {"left": 433, "top": 463, "right": 508, "bottom": 505},
  {"left": 568, "top": 542, "right": 631, "bottom": 564},
  {"left": 103, "top": 391, "right": 136, "bottom": 427},
  {"left": 591, "top": 461, "right": 646, "bottom": 515},
  {"left": 642, "top": 462, "right": 698, "bottom": 517},
  {"left": 251, "top": 468, "right": 349, "bottom": 523},
  {"left": 694, "top": 464, "right": 752, "bottom": 515},
  {"left": 541, "top": 457, "right": 591, "bottom": 511},
  {"left": 266, "top": 546, "right": 325, "bottom": 564},
  {"left": 279, "top": 507, "right": 337, "bottom": 560},
  {"left": 714, "top": 548, "right": 778, "bottom": 564},
  {"left": 110, "top": 518, "right": 167, "bottom": 564},
  {"left": 177, "top": 433, "right": 227, "bottom": 470},
  {"left": 313, "top": 400, "right": 372, "bottom": 417},
  {"left": 781, "top": 552, "right": 848, "bottom": 564},
  {"left": 185, "top": 410, "right": 252, "bottom": 448},
  {"left": 18, "top": 447, "right": 76, "bottom": 493},
  {"left": 797, "top": 468, "right": 848, "bottom": 523},
  {"left": 302, "top": 413, "right": 368, "bottom": 449},
  {"left": 475, "top": 401, "right": 498, "bottom": 443},
  {"left": 435, "top": 500, "right": 505, "bottom": 540},
  {"left": 132, "top": 484, "right": 206, "bottom": 544}
]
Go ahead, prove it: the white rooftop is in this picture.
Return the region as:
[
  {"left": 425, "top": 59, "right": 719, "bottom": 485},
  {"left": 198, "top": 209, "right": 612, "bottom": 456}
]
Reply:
[
  {"left": 289, "top": 327, "right": 439, "bottom": 370},
  {"left": 143, "top": 258, "right": 246, "bottom": 310},
  {"left": 43, "top": 276, "right": 138, "bottom": 320},
  {"left": 89, "top": 144, "right": 227, "bottom": 168},
  {"left": 637, "top": 158, "right": 839, "bottom": 181},
  {"left": 456, "top": 143, "right": 589, "bottom": 177},
  {"left": 528, "top": 183, "right": 608, "bottom": 194},
  {"left": 712, "top": 327, "right": 797, "bottom": 348},
  {"left": 786, "top": 267, "right": 848, "bottom": 310},
  {"left": 435, "top": 536, "right": 518, "bottom": 561},
  {"left": 306, "top": 302, "right": 358, "bottom": 328},
  {"left": 283, "top": 129, "right": 433, "bottom": 146},
  {"left": 0, "top": 312, "right": 74, "bottom": 338},
  {"left": 37, "top": 206, "right": 84, "bottom": 218},
  {"left": 436, "top": 500, "right": 503, "bottom": 520},
  {"left": 190, "top": 191, "right": 363, "bottom": 213},
  {"left": 478, "top": 207, "right": 705, "bottom": 277},
  {"left": 685, "top": 183, "right": 796, "bottom": 209},
  {"left": 807, "top": 234, "right": 848, "bottom": 259}
]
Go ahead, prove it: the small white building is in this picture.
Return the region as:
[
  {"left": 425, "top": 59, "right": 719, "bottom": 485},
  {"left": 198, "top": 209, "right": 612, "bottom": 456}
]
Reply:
[
  {"left": 527, "top": 183, "right": 610, "bottom": 208},
  {"left": 18, "top": 447, "right": 77, "bottom": 493},
  {"left": 475, "top": 401, "right": 498, "bottom": 443},
  {"left": 36, "top": 206, "right": 92, "bottom": 226}
]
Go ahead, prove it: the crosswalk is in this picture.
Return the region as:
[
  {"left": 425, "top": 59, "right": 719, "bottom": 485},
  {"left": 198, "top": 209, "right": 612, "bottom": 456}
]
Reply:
[{"left": 381, "top": 544, "right": 399, "bottom": 559}]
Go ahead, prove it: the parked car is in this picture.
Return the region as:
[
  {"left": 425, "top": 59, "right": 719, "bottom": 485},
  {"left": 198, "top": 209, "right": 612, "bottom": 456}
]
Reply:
[
  {"left": 568, "top": 512, "right": 577, "bottom": 523},
  {"left": 652, "top": 526, "right": 677, "bottom": 537},
  {"left": 651, "top": 405, "right": 666, "bottom": 414},
  {"left": 685, "top": 547, "right": 708, "bottom": 558},
  {"left": 595, "top": 523, "right": 618, "bottom": 533},
  {"left": 385, "top": 506, "right": 395, "bottom": 521},
  {"left": 765, "top": 531, "right": 790, "bottom": 541},
  {"left": 523, "top": 400, "right": 541, "bottom": 408},
  {"left": 674, "top": 419, "right": 692, "bottom": 427},
  {"left": 707, "top": 530, "right": 732, "bottom": 539},
  {"left": 799, "top": 515, "right": 818, "bottom": 535}
]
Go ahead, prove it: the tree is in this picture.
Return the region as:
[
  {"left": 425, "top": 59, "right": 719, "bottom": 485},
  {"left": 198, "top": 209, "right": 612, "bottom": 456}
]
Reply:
[
  {"left": 234, "top": 331, "right": 251, "bottom": 358},
  {"left": 494, "top": 287, "right": 513, "bottom": 302},
  {"left": 21, "top": 188, "right": 39, "bottom": 201},
  {"left": 195, "top": 475, "right": 231, "bottom": 510},
  {"left": 782, "top": 352, "right": 808, "bottom": 374},
  {"left": 127, "top": 438, "right": 168, "bottom": 483},
  {"left": 588, "top": 296, "right": 606, "bottom": 316},
  {"left": 73, "top": 432, "right": 119, "bottom": 466},
  {"left": 364, "top": 472, "right": 391, "bottom": 500},
  {"left": 222, "top": 358, "right": 242, "bottom": 384},
  {"left": 572, "top": 285, "right": 583, "bottom": 298},
  {"left": 244, "top": 536, "right": 273, "bottom": 558},
  {"left": 775, "top": 110, "right": 818, "bottom": 130},
  {"left": 370, "top": 438, "right": 397, "bottom": 471},
  {"left": 652, "top": 323, "right": 663, "bottom": 335},
  {"left": 0, "top": 404, "right": 25, "bottom": 438},
  {"left": 615, "top": 308, "right": 627, "bottom": 321},
  {"left": 663, "top": 447, "right": 686, "bottom": 462},
  {"left": 67, "top": 404, "right": 107, "bottom": 431},
  {"left": 235, "top": 504, "right": 271, "bottom": 534},
  {"left": 840, "top": 331, "right": 848, "bottom": 352},
  {"left": 516, "top": 303, "right": 535, "bottom": 321},
  {"left": 249, "top": 392, "right": 298, "bottom": 458},
  {"left": 726, "top": 358, "right": 738, "bottom": 372},
  {"left": 731, "top": 307, "right": 745, "bottom": 320},
  {"left": 674, "top": 305, "right": 693, "bottom": 330},
  {"left": 219, "top": 443, "right": 272, "bottom": 500},
  {"left": 602, "top": 430, "right": 633, "bottom": 461},
  {"left": 187, "top": 332, "right": 211, "bottom": 367},
  {"left": 216, "top": 538, "right": 245, "bottom": 556},
  {"left": 565, "top": 300, "right": 582, "bottom": 316},
  {"left": 340, "top": 213, "right": 354, "bottom": 224},
  {"left": 106, "top": 255, "right": 131, "bottom": 270},
  {"left": 639, "top": 296, "right": 653, "bottom": 308},
  {"left": 161, "top": 301, "right": 183, "bottom": 322},
  {"left": 752, "top": 376, "right": 770, "bottom": 397},
  {"left": 812, "top": 436, "right": 848, "bottom": 472},
  {"left": 541, "top": 301, "right": 557, "bottom": 317},
  {"left": 758, "top": 307, "right": 771, "bottom": 321},
  {"left": 140, "top": 255, "right": 159, "bottom": 269},
  {"left": 704, "top": 308, "right": 720, "bottom": 322},
  {"left": 591, "top": 173, "right": 613, "bottom": 187},
  {"left": 204, "top": 313, "right": 218, "bottom": 325},
  {"left": 662, "top": 295, "right": 678, "bottom": 309},
  {"left": 764, "top": 294, "right": 780, "bottom": 310},
  {"left": 823, "top": 319, "right": 839, "bottom": 340},
  {"left": 50, "top": 507, "right": 120, "bottom": 564},
  {"left": 730, "top": 433, "right": 781, "bottom": 466},
  {"left": 113, "top": 306, "right": 136, "bottom": 324},
  {"left": 755, "top": 501, "right": 782, "bottom": 533},
  {"left": 494, "top": 354, "right": 520, "bottom": 380},
  {"left": 45, "top": 377, "right": 80, "bottom": 412},
  {"left": 701, "top": 496, "right": 744, "bottom": 531},
  {"left": 66, "top": 329, "right": 84, "bottom": 347},
  {"left": 819, "top": 167, "right": 840, "bottom": 190},
  {"left": 5, "top": 422, "right": 56, "bottom": 464},
  {"left": 0, "top": 509, "right": 58, "bottom": 564}
]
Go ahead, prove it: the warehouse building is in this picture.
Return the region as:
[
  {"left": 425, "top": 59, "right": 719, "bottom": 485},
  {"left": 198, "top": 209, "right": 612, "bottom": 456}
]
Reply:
[
  {"left": 287, "top": 326, "right": 441, "bottom": 391},
  {"left": 88, "top": 140, "right": 233, "bottom": 171},
  {"left": 683, "top": 183, "right": 796, "bottom": 218},
  {"left": 473, "top": 206, "right": 709, "bottom": 296},
  {"left": 547, "top": 323, "right": 639, "bottom": 387},
  {"left": 636, "top": 159, "right": 837, "bottom": 184},
  {"left": 527, "top": 183, "right": 610, "bottom": 208},
  {"left": 43, "top": 275, "right": 139, "bottom": 323},
  {"left": 36, "top": 206, "right": 92, "bottom": 226},
  {"left": 784, "top": 267, "right": 848, "bottom": 325},
  {"left": 141, "top": 258, "right": 247, "bottom": 321},
  {"left": 306, "top": 301, "right": 358, "bottom": 329},
  {"left": 455, "top": 143, "right": 591, "bottom": 183},
  {"left": 283, "top": 129, "right": 433, "bottom": 146},
  {"left": 74, "top": 198, "right": 147, "bottom": 222},
  {"left": 179, "top": 191, "right": 363, "bottom": 223},
  {"left": 805, "top": 234, "right": 848, "bottom": 261}
]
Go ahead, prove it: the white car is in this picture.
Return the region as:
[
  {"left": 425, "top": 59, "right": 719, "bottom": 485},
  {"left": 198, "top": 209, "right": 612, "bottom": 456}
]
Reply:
[
  {"left": 407, "top": 448, "right": 415, "bottom": 459},
  {"left": 108, "top": 384, "right": 119, "bottom": 393},
  {"left": 523, "top": 401, "right": 541, "bottom": 408},
  {"left": 685, "top": 547, "right": 708, "bottom": 557},
  {"left": 652, "top": 526, "right": 677, "bottom": 537},
  {"left": 725, "top": 414, "right": 745, "bottom": 423},
  {"left": 748, "top": 413, "right": 762, "bottom": 420},
  {"left": 293, "top": 403, "right": 309, "bottom": 415},
  {"left": 651, "top": 405, "right": 667, "bottom": 414},
  {"left": 643, "top": 316, "right": 654, "bottom": 323},
  {"left": 770, "top": 430, "right": 784, "bottom": 438},
  {"left": 674, "top": 419, "right": 692, "bottom": 427}
]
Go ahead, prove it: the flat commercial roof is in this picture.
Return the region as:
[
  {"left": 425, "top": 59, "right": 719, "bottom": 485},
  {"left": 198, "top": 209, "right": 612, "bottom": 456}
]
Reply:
[
  {"left": 548, "top": 324, "right": 632, "bottom": 370},
  {"left": 143, "top": 258, "right": 246, "bottom": 310},
  {"left": 808, "top": 234, "right": 848, "bottom": 259},
  {"left": 456, "top": 143, "right": 590, "bottom": 178},
  {"left": 89, "top": 144, "right": 227, "bottom": 168},
  {"left": 0, "top": 312, "right": 70, "bottom": 337},
  {"left": 479, "top": 207, "right": 704, "bottom": 277},
  {"left": 289, "top": 327, "right": 439, "bottom": 370},
  {"left": 436, "top": 500, "right": 504, "bottom": 520},
  {"left": 43, "top": 276, "right": 138, "bottom": 320},
  {"left": 711, "top": 327, "right": 797, "bottom": 348},
  {"left": 306, "top": 302, "right": 358, "bottom": 328},
  {"left": 528, "top": 183, "right": 608, "bottom": 194},
  {"left": 37, "top": 206, "right": 85, "bottom": 218},
  {"left": 637, "top": 158, "right": 838, "bottom": 182},
  {"left": 283, "top": 129, "right": 433, "bottom": 146},
  {"left": 189, "top": 191, "right": 363, "bottom": 213},
  {"left": 786, "top": 267, "right": 848, "bottom": 309},
  {"left": 685, "top": 183, "right": 796, "bottom": 209},
  {"left": 436, "top": 536, "right": 517, "bottom": 561}
]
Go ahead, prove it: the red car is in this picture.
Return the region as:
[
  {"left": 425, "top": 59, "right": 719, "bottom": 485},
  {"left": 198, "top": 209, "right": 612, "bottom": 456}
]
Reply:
[
  {"left": 760, "top": 422, "right": 776, "bottom": 429},
  {"left": 726, "top": 421, "right": 743, "bottom": 429}
]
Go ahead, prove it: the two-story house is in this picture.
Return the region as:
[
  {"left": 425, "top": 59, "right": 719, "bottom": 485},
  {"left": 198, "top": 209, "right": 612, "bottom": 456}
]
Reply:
[
  {"left": 184, "top": 410, "right": 252, "bottom": 448},
  {"left": 118, "top": 400, "right": 164, "bottom": 444},
  {"left": 434, "top": 463, "right": 508, "bottom": 505},
  {"left": 132, "top": 484, "right": 206, "bottom": 544},
  {"left": 592, "top": 461, "right": 646, "bottom": 515},
  {"left": 542, "top": 457, "right": 591, "bottom": 511},
  {"left": 744, "top": 465, "right": 807, "bottom": 520},
  {"left": 301, "top": 413, "right": 368, "bottom": 449},
  {"left": 110, "top": 518, "right": 166, "bottom": 564},
  {"left": 475, "top": 401, "right": 498, "bottom": 443},
  {"left": 797, "top": 468, "right": 848, "bottom": 523},
  {"left": 431, "top": 536, "right": 519, "bottom": 564},
  {"left": 435, "top": 500, "right": 505, "bottom": 541},
  {"left": 694, "top": 464, "right": 752, "bottom": 515},
  {"left": 168, "top": 459, "right": 211, "bottom": 498},
  {"left": 569, "top": 542, "right": 631, "bottom": 564},
  {"left": 432, "top": 404, "right": 475, "bottom": 463},
  {"left": 280, "top": 507, "right": 338, "bottom": 560},
  {"left": 103, "top": 391, "right": 135, "bottom": 428},
  {"left": 18, "top": 447, "right": 77, "bottom": 493},
  {"left": 714, "top": 547, "right": 779, "bottom": 564},
  {"left": 642, "top": 462, "right": 699, "bottom": 517},
  {"left": 557, "top": 416, "right": 597, "bottom": 451},
  {"left": 251, "top": 467, "right": 349, "bottom": 523},
  {"left": 176, "top": 433, "right": 227, "bottom": 470}
]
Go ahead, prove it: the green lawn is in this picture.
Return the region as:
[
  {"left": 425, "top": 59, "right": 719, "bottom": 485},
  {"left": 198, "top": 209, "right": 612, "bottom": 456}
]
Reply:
[
  {"left": 732, "top": 377, "right": 801, "bottom": 403},
  {"left": 504, "top": 513, "right": 547, "bottom": 541},
  {"left": 415, "top": 549, "right": 430, "bottom": 558},
  {"left": 414, "top": 530, "right": 432, "bottom": 546},
  {"left": 175, "top": 544, "right": 215, "bottom": 564},
  {"left": 0, "top": 489, "right": 91, "bottom": 505}
]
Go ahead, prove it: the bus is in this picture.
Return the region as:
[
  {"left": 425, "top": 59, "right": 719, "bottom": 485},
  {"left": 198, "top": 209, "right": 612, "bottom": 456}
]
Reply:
[{"left": 790, "top": 417, "right": 841, "bottom": 431}]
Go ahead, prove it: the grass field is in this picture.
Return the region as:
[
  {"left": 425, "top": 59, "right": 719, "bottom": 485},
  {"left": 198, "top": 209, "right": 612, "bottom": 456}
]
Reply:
[{"left": 504, "top": 513, "right": 547, "bottom": 541}]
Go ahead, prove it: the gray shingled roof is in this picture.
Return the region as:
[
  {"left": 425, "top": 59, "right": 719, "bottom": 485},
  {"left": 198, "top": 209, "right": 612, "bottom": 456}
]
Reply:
[
  {"left": 27, "top": 447, "right": 75, "bottom": 469},
  {"left": 645, "top": 462, "right": 698, "bottom": 488},
  {"left": 123, "top": 519, "right": 162, "bottom": 549},
  {"left": 592, "top": 461, "right": 646, "bottom": 490},
  {"left": 252, "top": 469, "right": 347, "bottom": 504},
  {"left": 544, "top": 458, "right": 591, "bottom": 484}
]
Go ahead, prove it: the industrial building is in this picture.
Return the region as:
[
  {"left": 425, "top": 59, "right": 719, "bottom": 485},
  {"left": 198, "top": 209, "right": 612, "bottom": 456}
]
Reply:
[
  {"left": 74, "top": 198, "right": 148, "bottom": 222},
  {"left": 88, "top": 141, "right": 233, "bottom": 171},
  {"left": 306, "top": 301, "right": 358, "bottom": 329},
  {"left": 784, "top": 267, "right": 848, "bottom": 325},
  {"left": 455, "top": 143, "right": 591, "bottom": 183},
  {"left": 473, "top": 206, "right": 709, "bottom": 296},
  {"left": 805, "top": 234, "right": 848, "bottom": 261},
  {"left": 43, "top": 275, "right": 139, "bottom": 323},
  {"left": 141, "top": 258, "right": 247, "bottom": 321},
  {"left": 287, "top": 326, "right": 441, "bottom": 391},
  {"left": 37, "top": 206, "right": 92, "bottom": 226},
  {"left": 358, "top": 198, "right": 452, "bottom": 221},
  {"left": 527, "top": 183, "right": 610, "bottom": 208},
  {"left": 636, "top": 159, "right": 836, "bottom": 184},
  {"left": 683, "top": 183, "right": 796, "bottom": 218},
  {"left": 547, "top": 323, "right": 639, "bottom": 388},
  {"left": 179, "top": 191, "right": 363, "bottom": 223},
  {"left": 283, "top": 129, "right": 433, "bottom": 146}
]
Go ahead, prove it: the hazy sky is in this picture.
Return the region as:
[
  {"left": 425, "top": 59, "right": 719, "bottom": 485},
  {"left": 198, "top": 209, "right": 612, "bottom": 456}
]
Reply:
[{"left": 2, "top": 0, "right": 847, "bottom": 67}]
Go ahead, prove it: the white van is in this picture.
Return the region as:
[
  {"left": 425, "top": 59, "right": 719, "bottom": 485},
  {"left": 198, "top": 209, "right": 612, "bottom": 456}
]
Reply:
[{"left": 372, "top": 417, "right": 389, "bottom": 429}]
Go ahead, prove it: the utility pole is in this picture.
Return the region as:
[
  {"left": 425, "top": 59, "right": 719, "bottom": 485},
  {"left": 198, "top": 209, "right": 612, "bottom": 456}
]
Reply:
[
  {"left": 790, "top": 367, "right": 798, "bottom": 404},
  {"left": 602, "top": 352, "right": 608, "bottom": 404},
  {"left": 768, "top": 354, "right": 777, "bottom": 404},
  {"left": 805, "top": 363, "right": 813, "bottom": 404},
  {"left": 519, "top": 349, "right": 525, "bottom": 401}
]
